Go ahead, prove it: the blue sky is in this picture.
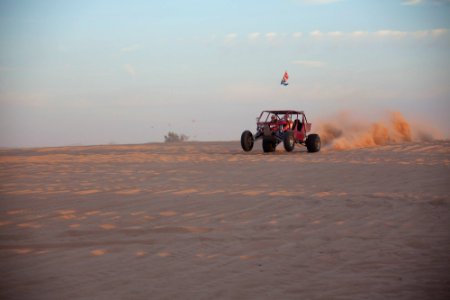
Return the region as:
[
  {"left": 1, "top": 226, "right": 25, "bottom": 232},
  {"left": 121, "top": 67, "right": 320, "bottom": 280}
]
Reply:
[{"left": 1, "top": 0, "right": 449, "bottom": 147}]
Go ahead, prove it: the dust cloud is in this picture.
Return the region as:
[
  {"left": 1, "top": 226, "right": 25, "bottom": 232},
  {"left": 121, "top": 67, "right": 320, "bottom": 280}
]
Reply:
[{"left": 318, "top": 111, "right": 436, "bottom": 150}]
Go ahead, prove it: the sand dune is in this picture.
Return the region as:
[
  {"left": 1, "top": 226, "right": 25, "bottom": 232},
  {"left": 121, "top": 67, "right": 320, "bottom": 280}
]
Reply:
[{"left": 0, "top": 141, "right": 449, "bottom": 299}]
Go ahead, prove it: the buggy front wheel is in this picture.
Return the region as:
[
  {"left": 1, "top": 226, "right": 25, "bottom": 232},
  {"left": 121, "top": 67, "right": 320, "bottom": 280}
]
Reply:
[
  {"left": 283, "top": 131, "right": 295, "bottom": 152},
  {"left": 241, "top": 130, "right": 254, "bottom": 152},
  {"left": 306, "top": 134, "right": 321, "bottom": 153}
]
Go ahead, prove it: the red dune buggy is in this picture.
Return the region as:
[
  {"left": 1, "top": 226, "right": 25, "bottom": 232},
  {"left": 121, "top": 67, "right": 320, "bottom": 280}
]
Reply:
[{"left": 241, "top": 110, "right": 321, "bottom": 153}]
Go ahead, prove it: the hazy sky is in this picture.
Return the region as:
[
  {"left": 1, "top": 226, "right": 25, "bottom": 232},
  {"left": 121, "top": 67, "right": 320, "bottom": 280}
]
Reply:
[{"left": 1, "top": 0, "right": 449, "bottom": 147}]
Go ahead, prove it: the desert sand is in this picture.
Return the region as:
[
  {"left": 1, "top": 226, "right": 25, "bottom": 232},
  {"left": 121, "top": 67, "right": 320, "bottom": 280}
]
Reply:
[{"left": 0, "top": 141, "right": 449, "bottom": 299}]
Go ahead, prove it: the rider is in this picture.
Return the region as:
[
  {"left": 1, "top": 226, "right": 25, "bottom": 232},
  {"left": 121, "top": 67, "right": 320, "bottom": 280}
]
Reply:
[
  {"left": 269, "top": 114, "right": 279, "bottom": 131},
  {"left": 284, "top": 114, "right": 293, "bottom": 131}
]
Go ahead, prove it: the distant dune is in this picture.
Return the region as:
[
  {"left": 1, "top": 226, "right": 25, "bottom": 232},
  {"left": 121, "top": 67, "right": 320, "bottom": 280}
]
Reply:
[{"left": 1, "top": 141, "right": 449, "bottom": 299}]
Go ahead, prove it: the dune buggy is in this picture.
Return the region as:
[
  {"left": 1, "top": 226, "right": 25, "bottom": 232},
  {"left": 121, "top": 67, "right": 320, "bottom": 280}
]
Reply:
[{"left": 241, "top": 110, "right": 321, "bottom": 153}]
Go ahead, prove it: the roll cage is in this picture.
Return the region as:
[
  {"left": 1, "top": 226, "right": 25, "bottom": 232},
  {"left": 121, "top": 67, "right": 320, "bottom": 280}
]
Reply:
[{"left": 255, "top": 110, "right": 311, "bottom": 140}]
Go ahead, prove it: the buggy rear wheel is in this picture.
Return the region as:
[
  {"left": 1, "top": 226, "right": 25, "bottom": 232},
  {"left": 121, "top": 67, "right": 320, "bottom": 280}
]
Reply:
[
  {"left": 241, "top": 130, "right": 254, "bottom": 152},
  {"left": 306, "top": 134, "right": 321, "bottom": 153},
  {"left": 262, "top": 138, "right": 276, "bottom": 153}
]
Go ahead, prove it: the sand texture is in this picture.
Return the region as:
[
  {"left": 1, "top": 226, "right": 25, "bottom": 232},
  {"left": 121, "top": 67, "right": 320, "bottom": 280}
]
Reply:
[{"left": 0, "top": 141, "right": 449, "bottom": 299}]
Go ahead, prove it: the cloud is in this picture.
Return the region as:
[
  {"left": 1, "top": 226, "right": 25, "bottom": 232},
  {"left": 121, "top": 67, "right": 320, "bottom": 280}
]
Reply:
[
  {"left": 375, "top": 30, "right": 408, "bottom": 38},
  {"left": 314, "top": 28, "right": 448, "bottom": 40},
  {"left": 310, "top": 30, "right": 324, "bottom": 38},
  {"left": 292, "top": 60, "right": 326, "bottom": 67},
  {"left": 224, "top": 33, "right": 237, "bottom": 43},
  {"left": 431, "top": 28, "right": 449, "bottom": 37},
  {"left": 328, "top": 31, "right": 344, "bottom": 38},
  {"left": 411, "top": 30, "right": 428, "bottom": 38},
  {"left": 248, "top": 32, "right": 260, "bottom": 40},
  {"left": 121, "top": 44, "right": 140, "bottom": 53},
  {"left": 402, "top": 0, "right": 423, "bottom": 5},
  {"left": 364, "top": 28, "right": 448, "bottom": 39},
  {"left": 265, "top": 32, "right": 278, "bottom": 41},
  {"left": 124, "top": 64, "right": 136, "bottom": 77},
  {"left": 402, "top": 0, "right": 450, "bottom": 5},
  {"left": 215, "top": 28, "right": 448, "bottom": 46},
  {"left": 410, "top": 28, "right": 448, "bottom": 38},
  {"left": 351, "top": 31, "right": 369, "bottom": 38},
  {"left": 297, "top": 0, "right": 341, "bottom": 4}
]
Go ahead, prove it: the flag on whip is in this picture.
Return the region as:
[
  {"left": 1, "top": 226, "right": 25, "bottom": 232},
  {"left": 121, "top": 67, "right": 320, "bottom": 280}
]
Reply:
[{"left": 280, "top": 71, "right": 289, "bottom": 86}]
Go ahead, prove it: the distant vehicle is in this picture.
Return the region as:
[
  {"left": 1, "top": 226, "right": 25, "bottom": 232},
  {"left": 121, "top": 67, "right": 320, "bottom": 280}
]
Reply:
[{"left": 241, "top": 110, "right": 321, "bottom": 153}]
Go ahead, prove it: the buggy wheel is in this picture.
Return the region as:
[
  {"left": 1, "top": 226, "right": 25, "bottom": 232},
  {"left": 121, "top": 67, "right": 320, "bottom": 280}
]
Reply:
[
  {"left": 306, "top": 134, "right": 321, "bottom": 153},
  {"left": 241, "top": 130, "right": 254, "bottom": 152},
  {"left": 262, "top": 138, "right": 276, "bottom": 153},
  {"left": 283, "top": 131, "right": 295, "bottom": 152}
]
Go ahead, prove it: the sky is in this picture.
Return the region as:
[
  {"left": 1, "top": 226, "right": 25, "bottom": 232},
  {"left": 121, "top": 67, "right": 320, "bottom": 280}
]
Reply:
[{"left": 1, "top": 0, "right": 449, "bottom": 147}]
